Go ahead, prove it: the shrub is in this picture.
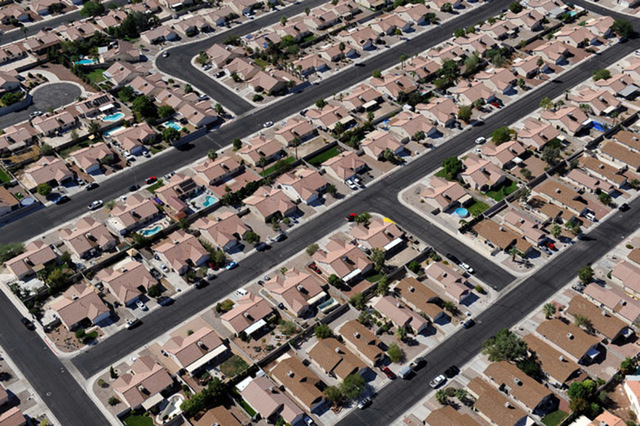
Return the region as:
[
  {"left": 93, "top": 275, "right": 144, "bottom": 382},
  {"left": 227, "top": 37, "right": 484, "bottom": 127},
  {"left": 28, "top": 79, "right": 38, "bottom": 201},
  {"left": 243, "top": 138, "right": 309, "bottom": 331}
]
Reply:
[{"left": 108, "top": 396, "right": 120, "bottom": 406}]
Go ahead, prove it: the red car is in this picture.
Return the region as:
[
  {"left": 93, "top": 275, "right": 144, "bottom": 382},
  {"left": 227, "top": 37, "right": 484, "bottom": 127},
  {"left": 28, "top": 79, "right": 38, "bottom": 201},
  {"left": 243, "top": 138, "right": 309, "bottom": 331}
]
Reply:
[
  {"left": 145, "top": 176, "right": 157, "bottom": 184},
  {"left": 308, "top": 262, "right": 322, "bottom": 274},
  {"left": 545, "top": 241, "right": 556, "bottom": 250},
  {"left": 379, "top": 365, "right": 395, "bottom": 379},
  {"left": 490, "top": 101, "right": 501, "bottom": 108},
  {"left": 345, "top": 213, "right": 357, "bottom": 222}
]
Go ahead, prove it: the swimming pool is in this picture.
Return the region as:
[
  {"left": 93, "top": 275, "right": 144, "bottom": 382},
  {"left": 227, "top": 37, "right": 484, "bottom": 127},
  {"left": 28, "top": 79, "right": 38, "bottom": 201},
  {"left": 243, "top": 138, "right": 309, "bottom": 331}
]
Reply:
[
  {"left": 104, "top": 126, "right": 125, "bottom": 136},
  {"left": 102, "top": 112, "right": 124, "bottom": 122},
  {"left": 592, "top": 121, "right": 606, "bottom": 132},
  {"left": 202, "top": 195, "right": 218, "bottom": 207},
  {"left": 165, "top": 121, "right": 182, "bottom": 131},
  {"left": 139, "top": 225, "right": 162, "bottom": 236},
  {"left": 454, "top": 207, "right": 470, "bottom": 218},
  {"left": 74, "top": 58, "right": 97, "bottom": 65}
]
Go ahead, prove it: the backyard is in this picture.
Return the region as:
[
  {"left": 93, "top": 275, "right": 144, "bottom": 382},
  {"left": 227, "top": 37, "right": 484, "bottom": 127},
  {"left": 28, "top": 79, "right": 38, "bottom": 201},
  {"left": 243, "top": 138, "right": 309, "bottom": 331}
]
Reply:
[
  {"left": 541, "top": 410, "right": 568, "bottom": 426},
  {"left": 308, "top": 146, "right": 341, "bottom": 166},
  {"left": 0, "top": 168, "right": 11, "bottom": 183},
  {"left": 467, "top": 199, "right": 489, "bottom": 217},
  {"left": 147, "top": 179, "right": 165, "bottom": 194},
  {"left": 220, "top": 355, "right": 249, "bottom": 378},
  {"left": 86, "top": 68, "right": 106, "bottom": 84},
  {"left": 485, "top": 179, "right": 518, "bottom": 201},
  {"left": 259, "top": 157, "right": 295, "bottom": 177}
]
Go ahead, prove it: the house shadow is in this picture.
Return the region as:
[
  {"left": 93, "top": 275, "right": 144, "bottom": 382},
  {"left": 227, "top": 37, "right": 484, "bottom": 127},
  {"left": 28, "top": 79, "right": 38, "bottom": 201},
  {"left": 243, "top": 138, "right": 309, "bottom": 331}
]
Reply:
[
  {"left": 433, "top": 315, "right": 451, "bottom": 328},
  {"left": 460, "top": 292, "right": 479, "bottom": 308},
  {"left": 361, "top": 369, "right": 378, "bottom": 384},
  {"left": 226, "top": 244, "right": 245, "bottom": 255}
]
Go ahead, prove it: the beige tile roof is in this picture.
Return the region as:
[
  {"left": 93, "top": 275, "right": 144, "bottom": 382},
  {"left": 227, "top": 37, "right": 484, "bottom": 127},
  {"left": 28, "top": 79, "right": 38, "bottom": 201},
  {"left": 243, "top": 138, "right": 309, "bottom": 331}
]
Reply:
[
  {"left": 220, "top": 291, "right": 273, "bottom": 334},
  {"left": 240, "top": 375, "right": 303, "bottom": 423},
  {"left": 337, "top": 319, "right": 384, "bottom": 366},
  {"left": 6, "top": 240, "right": 56, "bottom": 279},
  {"left": 193, "top": 212, "right": 250, "bottom": 249},
  {"left": 96, "top": 260, "right": 155, "bottom": 304},
  {"left": 163, "top": 326, "right": 226, "bottom": 369},
  {"left": 567, "top": 295, "right": 628, "bottom": 340},
  {"left": 312, "top": 237, "right": 372, "bottom": 279},
  {"left": 424, "top": 405, "right": 479, "bottom": 426},
  {"left": 536, "top": 318, "right": 600, "bottom": 360},
  {"left": 113, "top": 356, "right": 173, "bottom": 408},
  {"left": 22, "top": 156, "right": 73, "bottom": 188},
  {"left": 308, "top": 337, "right": 366, "bottom": 381},
  {"left": 373, "top": 295, "right": 429, "bottom": 332},
  {"left": 49, "top": 283, "right": 109, "bottom": 328},
  {"left": 348, "top": 217, "right": 403, "bottom": 250},
  {"left": 271, "top": 355, "right": 325, "bottom": 410},
  {"left": 424, "top": 262, "right": 470, "bottom": 301},
  {"left": 154, "top": 230, "right": 209, "bottom": 271},
  {"left": 322, "top": 151, "right": 366, "bottom": 180},
  {"left": 264, "top": 268, "right": 324, "bottom": 315},
  {"left": 244, "top": 187, "right": 297, "bottom": 220},
  {"left": 58, "top": 217, "right": 117, "bottom": 257}
]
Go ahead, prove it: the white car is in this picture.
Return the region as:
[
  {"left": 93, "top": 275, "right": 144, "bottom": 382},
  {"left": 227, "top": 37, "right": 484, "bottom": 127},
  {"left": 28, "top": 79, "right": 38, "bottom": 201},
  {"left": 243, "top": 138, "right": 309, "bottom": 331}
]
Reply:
[
  {"left": 160, "top": 264, "right": 169, "bottom": 273},
  {"left": 475, "top": 136, "right": 486, "bottom": 144},
  {"left": 459, "top": 261, "right": 474, "bottom": 274},
  {"left": 236, "top": 288, "right": 248, "bottom": 296},
  {"left": 429, "top": 374, "right": 446, "bottom": 388},
  {"left": 143, "top": 151, "right": 151, "bottom": 158},
  {"left": 346, "top": 179, "right": 359, "bottom": 190},
  {"left": 87, "top": 200, "right": 103, "bottom": 210},
  {"left": 136, "top": 300, "right": 148, "bottom": 311},
  {"left": 353, "top": 176, "right": 363, "bottom": 186},
  {"left": 263, "top": 121, "right": 274, "bottom": 128},
  {"left": 636, "top": 50, "right": 640, "bottom": 56},
  {"left": 162, "top": 51, "right": 169, "bottom": 58}
]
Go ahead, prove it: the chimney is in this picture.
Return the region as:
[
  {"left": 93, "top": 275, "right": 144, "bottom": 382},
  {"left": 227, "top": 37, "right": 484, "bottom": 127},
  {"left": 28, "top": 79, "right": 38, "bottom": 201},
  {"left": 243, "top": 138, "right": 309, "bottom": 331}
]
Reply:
[
  {"left": 555, "top": 188, "right": 561, "bottom": 194},
  {"left": 601, "top": 310, "right": 607, "bottom": 316}
]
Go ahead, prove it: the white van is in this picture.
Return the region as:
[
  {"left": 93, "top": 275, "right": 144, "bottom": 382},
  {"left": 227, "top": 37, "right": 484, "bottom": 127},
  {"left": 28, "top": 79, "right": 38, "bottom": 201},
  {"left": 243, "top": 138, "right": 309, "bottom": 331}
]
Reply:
[{"left": 236, "top": 288, "right": 248, "bottom": 297}]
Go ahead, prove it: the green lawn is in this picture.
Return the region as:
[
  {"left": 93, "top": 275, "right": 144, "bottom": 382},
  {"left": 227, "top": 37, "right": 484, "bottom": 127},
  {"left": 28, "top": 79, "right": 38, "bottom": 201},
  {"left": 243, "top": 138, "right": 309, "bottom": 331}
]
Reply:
[
  {"left": 13, "top": 192, "right": 23, "bottom": 200},
  {"left": 485, "top": 179, "right": 518, "bottom": 201},
  {"left": 239, "top": 399, "right": 256, "bottom": 417},
  {"left": 254, "top": 58, "right": 270, "bottom": 69},
  {"left": 59, "top": 141, "right": 93, "bottom": 158},
  {"left": 220, "top": 355, "right": 248, "bottom": 377},
  {"left": 260, "top": 157, "right": 295, "bottom": 177},
  {"left": 124, "top": 415, "right": 153, "bottom": 426},
  {"left": 365, "top": 272, "right": 384, "bottom": 283},
  {"left": 308, "top": 146, "right": 341, "bottom": 166},
  {"left": 147, "top": 179, "right": 164, "bottom": 194},
  {"left": 467, "top": 199, "right": 489, "bottom": 217},
  {"left": 542, "top": 410, "right": 568, "bottom": 426},
  {"left": 86, "top": 68, "right": 106, "bottom": 83},
  {"left": 0, "top": 168, "right": 10, "bottom": 183}
]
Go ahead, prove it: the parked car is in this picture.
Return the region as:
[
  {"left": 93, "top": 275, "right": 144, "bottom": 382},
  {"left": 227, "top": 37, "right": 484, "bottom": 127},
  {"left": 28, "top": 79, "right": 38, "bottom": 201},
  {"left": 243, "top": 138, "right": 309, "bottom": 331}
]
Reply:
[
  {"left": 585, "top": 211, "right": 596, "bottom": 222},
  {"left": 462, "top": 318, "right": 475, "bottom": 329},
  {"left": 87, "top": 200, "right": 103, "bottom": 210},
  {"left": 85, "top": 182, "right": 99, "bottom": 191},
  {"left": 273, "top": 233, "right": 287, "bottom": 242},
  {"left": 379, "top": 365, "right": 395, "bottom": 379},
  {"left": 475, "top": 136, "right": 486, "bottom": 144},
  {"left": 490, "top": 101, "right": 501, "bottom": 108},
  {"left": 225, "top": 262, "right": 238, "bottom": 270},
  {"left": 444, "top": 366, "right": 460, "bottom": 378},
  {"left": 76, "top": 177, "right": 85, "bottom": 185},
  {"left": 345, "top": 213, "right": 357, "bottom": 222},
  {"left": 346, "top": 179, "right": 359, "bottom": 190},
  {"left": 21, "top": 317, "right": 35, "bottom": 330},
  {"left": 620, "top": 203, "right": 630, "bottom": 211},
  {"left": 136, "top": 300, "right": 148, "bottom": 311},
  {"left": 308, "top": 263, "right": 322, "bottom": 274},
  {"left": 157, "top": 296, "right": 174, "bottom": 306},
  {"left": 126, "top": 319, "right": 142, "bottom": 329},
  {"left": 54, "top": 195, "right": 70, "bottom": 205},
  {"left": 357, "top": 397, "right": 371, "bottom": 409},
  {"left": 195, "top": 279, "right": 209, "bottom": 289},
  {"left": 410, "top": 357, "right": 426, "bottom": 371},
  {"left": 544, "top": 241, "right": 556, "bottom": 250},
  {"left": 429, "top": 374, "right": 446, "bottom": 388},
  {"left": 263, "top": 275, "right": 270, "bottom": 281},
  {"left": 203, "top": 64, "right": 212, "bottom": 71},
  {"left": 458, "top": 261, "right": 474, "bottom": 274},
  {"left": 540, "top": 245, "right": 552, "bottom": 255},
  {"left": 162, "top": 51, "right": 169, "bottom": 58},
  {"left": 263, "top": 121, "right": 273, "bottom": 128},
  {"left": 445, "top": 253, "right": 460, "bottom": 264},
  {"left": 145, "top": 176, "right": 157, "bottom": 184},
  {"left": 129, "top": 184, "right": 140, "bottom": 191},
  {"left": 29, "top": 111, "right": 42, "bottom": 119},
  {"left": 143, "top": 151, "right": 151, "bottom": 158},
  {"left": 236, "top": 288, "right": 248, "bottom": 296},
  {"left": 256, "top": 242, "right": 269, "bottom": 251}
]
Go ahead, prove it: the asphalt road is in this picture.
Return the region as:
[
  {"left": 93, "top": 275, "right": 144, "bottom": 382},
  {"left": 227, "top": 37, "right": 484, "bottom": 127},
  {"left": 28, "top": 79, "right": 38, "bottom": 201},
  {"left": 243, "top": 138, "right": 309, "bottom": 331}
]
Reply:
[
  {"left": 0, "top": 82, "right": 81, "bottom": 129},
  {"left": 0, "top": 293, "right": 110, "bottom": 426}
]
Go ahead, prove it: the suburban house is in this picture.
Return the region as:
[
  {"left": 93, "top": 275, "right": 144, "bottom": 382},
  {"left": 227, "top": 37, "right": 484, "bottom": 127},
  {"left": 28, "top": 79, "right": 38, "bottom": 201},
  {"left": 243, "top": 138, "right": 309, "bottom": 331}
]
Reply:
[
  {"left": 425, "top": 405, "right": 480, "bottom": 426},
  {"left": 599, "top": 140, "right": 640, "bottom": 172},
  {"left": 243, "top": 187, "right": 298, "bottom": 223},
  {"left": 70, "top": 142, "right": 114, "bottom": 175},
  {"left": 348, "top": 217, "right": 404, "bottom": 253},
  {"left": 473, "top": 218, "right": 534, "bottom": 257},
  {"left": 48, "top": 283, "right": 110, "bottom": 330},
  {"left": 153, "top": 230, "right": 210, "bottom": 275},
  {"left": 110, "top": 123, "right": 156, "bottom": 155},
  {"left": 418, "top": 97, "right": 458, "bottom": 127},
  {"left": 484, "top": 361, "right": 559, "bottom": 416},
  {"left": 238, "top": 376, "right": 304, "bottom": 425},
  {"left": 274, "top": 118, "right": 317, "bottom": 146},
  {"left": 517, "top": 118, "right": 561, "bottom": 151},
  {"left": 0, "top": 187, "right": 19, "bottom": 218},
  {"left": 0, "top": 407, "right": 26, "bottom": 426},
  {"left": 387, "top": 111, "right": 439, "bottom": 142},
  {"left": 342, "top": 84, "right": 384, "bottom": 112},
  {"left": 361, "top": 130, "right": 405, "bottom": 160},
  {"left": 312, "top": 238, "right": 373, "bottom": 283},
  {"left": 21, "top": 156, "right": 74, "bottom": 190},
  {"left": 459, "top": 155, "right": 506, "bottom": 192},
  {"left": 467, "top": 377, "right": 535, "bottom": 426},
  {"left": 178, "top": 102, "right": 219, "bottom": 128},
  {"left": 570, "top": 88, "right": 621, "bottom": 116},
  {"left": 74, "top": 92, "right": 116, "bottom": 118},
  {"left": 96, "top": 260, "right": 156, "bottom": 306},
  {"left": 305, "top": 104, "right": 353, "bottom": 131},
  {"left": 220, "top": 291, "right": 274, "bottom": 337},
  {"left": 420, "top": 177, "right": 469, "bottom": 214},
  {"left": 536, "top": 319, "right": 603, "bottom": 365},
  {"left": 154, "top": 173, "right": 200, "bottom": 218},
  {"left": 265, "top": 269, "right": 326, "bottom": 317},
  {"left": 6, "top": 240, "right": 57, "bottom": 280},
  {"left": 394, "top": 277, "right": 448, "bottom": 323},
  {"left": 625, "top": 377, "right": 640, "bottom": 418},
  {"left": 31, "top": 110, "right": 77, "bottom": 137},
  {"left": 0, "top": 124, "right": 38, "bottom": 153},
  {"left": 502, "top": 208, "right": 546, "bottom": 247},
  {"left": 276, "top": 168, "right": 327, "bottom": 205},
  {"left": 540, "top": 106, "right": 591, "bottom": 136},
  {"left": 369, "top": 74, "right": 417, "bottom": 100},
  {"left": 532, "top": 41, "right": 569, "bottom": 65},
  {"left": 113, "top": 356, "right": 173, "bottom": 410},
  {"left": 163, "top": 326, "right": 228, "bottom": 376},
  {"left": 237, "top": 136, "right": 284, "bottom": 167},
  {"left": 106, "top": 194, "right": 162, "bottom": 235},
  {"left": 536, "top": 179, "right": 609, "bottom": 221},
  {"left": 522, "top": 334, "right": 584, "bottom": 388},
  {"left": 566, "top": 295, "right": 633, "bottom": 344},
  {"left": 322, "top": 151, "right": 367, "bottom": 182},
  {"left": 373, "top": 295, "right": 430, "bottom": 334},
  {"left": 336, "top": 319, "right": 384, "bottom": 367},
  {"left": 611, "top": 260, "right": 640, "bottom": 295},
  {"left": 270, "top": 356, "right": 326, "bottom": 413},
  {"left": 194, "top": 155, "right": 243, "bottom": 187},
  {"left": 58, "top": 217, "right": 117, "bottom": 259},
  {"left": 583, "top": 281, "right": 640, "bottom": 324},
  {"left": 424, "top": 263, "right": 471, "bottom": 302},
  {"left": 193, "top": 212, "right": 251, "bottom": 252},
  {"left": 307, "top": 337, "right": 367, "bottom": 381},
  {"left": 206, "top": 43, "right": 245, "bottom": 68},
  {"left": 481, "top": 140, "right": 526, "bottom": 169},
  {"left": 140, "top": 26, "right": 178, "bottom": 45}
]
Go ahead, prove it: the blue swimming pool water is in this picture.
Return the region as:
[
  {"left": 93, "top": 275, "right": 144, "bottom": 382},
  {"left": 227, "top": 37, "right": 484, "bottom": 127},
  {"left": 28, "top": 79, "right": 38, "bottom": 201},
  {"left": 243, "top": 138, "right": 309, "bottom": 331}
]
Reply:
[
  {"left": 568, "top": 10, "right": 577, "bottom": 16},
  {"left": 455, "top": 208, "right": 470, "bottom": 218},
  {"left": 165, "top": 121, "right": 182, "bottom": 131},
  {"left": 105, "top": 126, "right": 125, "bottom": 136},
  {"left": 592, "top": 121, "right": 606, "bottom": 132},
  {"left": 203, "top": 195, "right": 218, "bottom": 207},
  {"left": 140, "top": 225, "right": 162, "bottom": 236},
  {"left": 74, "top": 58, "right": 97, "bottom": 65},
  {"left": 102, "top": 112, "right": 124, "bottom": 122}
]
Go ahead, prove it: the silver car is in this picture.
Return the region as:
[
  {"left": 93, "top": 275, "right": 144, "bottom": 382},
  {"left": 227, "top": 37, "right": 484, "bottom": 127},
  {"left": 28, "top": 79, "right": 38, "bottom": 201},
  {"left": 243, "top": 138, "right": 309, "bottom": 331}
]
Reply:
[{"left": 429, "top": 374, "right": 446, "bottom": 388}]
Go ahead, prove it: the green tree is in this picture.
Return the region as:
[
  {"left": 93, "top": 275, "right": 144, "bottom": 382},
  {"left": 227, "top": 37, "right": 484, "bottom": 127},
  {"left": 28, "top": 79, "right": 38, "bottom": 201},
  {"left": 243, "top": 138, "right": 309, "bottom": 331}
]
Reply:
[
  {"left": 147, "top": 284, "right": 161, "bottom": 298},
  {"left": 372, "top": 70, "right": 382, "bottom": 79},
  {"left": 435, "top": 389, "right": 448, "bottom": 405},
  {"left": 328, "top": 274, "right": 343, "bottom": 287},
  {"left": 610, "top": 19, "right": 634, "bottom": 38},
  {"left": 108, "top": 396, "right": 120, "bottom": 406},
  {"left": 454, "top": 28, "right": 465, "bottom": 38},
  {"left": 542, "top": 145, "right": 561, "bottom": 166},
  {"left": 279, "top": 320, "right": 298, "bottom": 336},
  {"left": 442, "top": 2, "right": 453, "bottom": 12},
  {"left": 463, "top": 53, "right": 480, "bottom": 76},
  {"left": 196, "top": 51, "right": 208, "bottom": 66},
  {"left": 440, "top": 59, "right": 460, "bottom": 83},
  {"left": 509, "top": 1, "right": 523, "bottom": 13},
  {"left": 184, "top": 84, "right": 193, "bottom": 94},
  {"left": 37, "top": 183, "right": 52, "bottom": 196},
  {"left": 354, "top": 212, "right": 371, "bottom": 226},
  {"left": 442, "top": 300, "right": 459, "bottom": 315},
  {"left": 109, "top": 366, "right": 118, "bottom": 379},
  {"left": 457, "top": 105, "right": 472, "bottom": 123},
  {"left": 491, "top": 126, "right": 513, "bottom": 144},
  {"left": 306, "top": 243, "right": 319, "bottom": 256},
  {"left": 315, "top": 99, "right": 327, "bottom": 109},
  {"left": 442, "top": 156, "right": 463, "bottom": 180},
  {"left": 349, "top": 293, "right": 365, "bottom": 310},
  {"left": 399, "top": 53, "right": 408, "bottom": 72},
  {"left": 162, "top": 127, "right": 181, "bottom": 143},
  {"left": 387, "top": 342, "right": 405, "bottom": 363},
  {"left": 80, "top": 1, "right": 104, "bottom": 17},
  {"left": 621, "top": 357, "right": 637, "bottom": 375},
  {"left": 39, "top": 143, "right": 54, "bottom": 156},
  {"left": 396, "top": 326, "right": 408, "bottom": 341},
  {"left": 244, "top": 231, "right": 260, "bottom": 244},
  {"left": 325, "top": 183, "right": 337, "bottom": 197},
  {"left": 371, "top": 248, "right": 385, "bottom": 272},
  {"left": 551, "top": 224, "right": 562, "bottom": 238},
  {"left": 315, "top": 324, "right": 332, "bottom": 339},
  {"left": 598, "top": 192, "right": 612, "bottom": 205},
  {"left": 574, "top": 314, "right": 593, "bottom": 332},
  {"left": 543, "top": 303, "right": 556, "bottom": 319},
  {"left": 131, "top": 95, "right": 157, "bottom": 120},
  {"left": 88, "top": 120, "right": 101, "bottom": 136},
  {"left": 158, "top": 105, "right": 175, "bottom": 118},
  {"left": 592, "top": 69, "right": 611, "bottom": 81},
  {"left": 578, "top": 265, "right": 594, "bottom": 283},
  {"left": 118, "top": 86, "right": 134, "bottom": 103},
  {"left": 232, "top": 138, "right": 242, "bottom": 150},
  {"left": 539, "top": 97, "right": 554, "bottom": 110},
  {"left": 482, "top": 328, "right": 528, "bottom": 362},
  {"left": 569, "top": 379, "right": 596, "bottom": 401},
  {"left": 341, "top": 374, "right": 366, "bottom": 400},
  {"left": 207, "top": 149, "right": 217, "bottom": 160},
  {"left": 324, "top": 386, "right": 343, "bottom": 405},
  {"left": 376, "top": 276, "right": 389, "bottom": 295}
]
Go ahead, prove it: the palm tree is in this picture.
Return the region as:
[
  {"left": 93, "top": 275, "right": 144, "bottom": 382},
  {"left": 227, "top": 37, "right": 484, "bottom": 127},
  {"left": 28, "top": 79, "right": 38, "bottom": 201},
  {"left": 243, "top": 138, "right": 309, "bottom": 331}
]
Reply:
[
  {"left": 399, "top": 54, "right": 408, "bottom": 73},
  {"left": 455, "top": 388, "right": 467, "bottom": 402},
  {"left": 257, "top": 156, "right": 268, "bottom": 174},
  {"left": 509, "top": 246, "right": 519, "bottom": 262},
  {"left": 435, "top": 389, "right": 448, "bottom": 405},
  {"left": 551, "top": 224, "right": 562, "bottom": 239},
  {"left": 396, "top": 326, "right": 408, "bottom": 341},
  {"left": 574, "top": 314, "right": 593, "bottom": 332},
  {"left": 543, "top": 303, "right": 556, "bottom": 319}
]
